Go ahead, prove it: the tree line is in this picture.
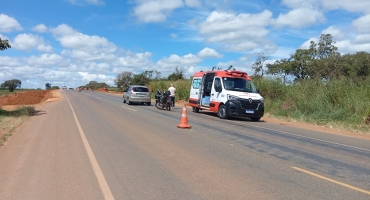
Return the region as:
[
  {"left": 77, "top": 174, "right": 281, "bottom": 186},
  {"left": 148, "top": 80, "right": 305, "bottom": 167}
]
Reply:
[
  {"left": 114, "top": 66, "right": 185, "bottom": 91},
  {"left": 253, "top": 34, "right": 369, "bottom": 83}
]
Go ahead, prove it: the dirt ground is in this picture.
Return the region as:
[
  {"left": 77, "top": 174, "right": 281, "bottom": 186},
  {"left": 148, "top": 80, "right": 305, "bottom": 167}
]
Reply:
[
  {"left": 0, "top": 90, "right": 61, "bottom": 145},
  {"left": 1, "top": 90, "right": 369, "bottom": 143}
]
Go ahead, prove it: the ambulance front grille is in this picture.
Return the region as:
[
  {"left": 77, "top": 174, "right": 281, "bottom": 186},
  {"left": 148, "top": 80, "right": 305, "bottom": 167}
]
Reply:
[{"left": 239, "top": 99, "right": 261, "bottom": 110}]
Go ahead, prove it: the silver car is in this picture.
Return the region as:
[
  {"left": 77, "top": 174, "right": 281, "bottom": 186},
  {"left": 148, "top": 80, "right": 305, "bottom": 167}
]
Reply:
[{"left": 123, "top": 85, "right": 151, "bottom": 106}]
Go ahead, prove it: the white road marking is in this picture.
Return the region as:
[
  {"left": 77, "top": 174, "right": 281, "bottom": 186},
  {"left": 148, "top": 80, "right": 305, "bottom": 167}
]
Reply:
[
  {"left": 121, "top": 106, "right": 136, "bottom": 111},
  {"left": 198, "top": 113, "right": 370, "bottom": 152},
  {"left": 65, "top": 93, "right": 115, "bottom": 200},
  {"left": 292, "top": 166, "right": 370, "bottom": 195}
]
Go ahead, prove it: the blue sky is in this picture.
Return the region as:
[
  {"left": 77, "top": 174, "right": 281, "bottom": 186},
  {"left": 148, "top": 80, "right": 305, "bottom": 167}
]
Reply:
[{"left": 1, "top": 0, "right": 370, "bottom": 89}]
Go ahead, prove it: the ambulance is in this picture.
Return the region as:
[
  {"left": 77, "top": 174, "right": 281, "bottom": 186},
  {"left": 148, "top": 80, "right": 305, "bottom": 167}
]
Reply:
[{"left": 189, "top": 70, "right": 264, "bottom": 121}]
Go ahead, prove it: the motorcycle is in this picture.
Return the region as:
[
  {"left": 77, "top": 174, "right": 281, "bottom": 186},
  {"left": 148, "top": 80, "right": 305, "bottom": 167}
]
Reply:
[{"left": 155, "top": 90, "right": 172, "bottom": 111}]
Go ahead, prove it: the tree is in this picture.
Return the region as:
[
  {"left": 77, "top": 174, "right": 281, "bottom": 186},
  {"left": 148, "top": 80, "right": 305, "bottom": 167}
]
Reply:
[
  {"left": 2, "top": 79, "right": 21, "bottom": 92},
  {"left": 167, "top": 66, "right": 185, "bottom": 80},
  {"left": 131, "top": 73, "right": 150, "bottom": 85},
  {"left": 0, "top": 38, "right": 11, "bottom": 51},
  {"left": 212, "top": 66, "right": 223, "bottom": 71},
  {"left": 114, "top": 71, "right": 133, "bottom": 91},
  {"left": 252, "top": 52, "right": 269, "bottom": 77},
  {"left": 45, "top": 83, "right": 51, "bottom": 90}
]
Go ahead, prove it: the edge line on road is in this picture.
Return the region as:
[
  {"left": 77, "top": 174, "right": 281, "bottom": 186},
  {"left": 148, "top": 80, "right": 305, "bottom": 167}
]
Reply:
[
  {"left": 202, "top": 114, "right": 370, "bottom": 152},
  {"left": 65, "top": 93, "right": 115, "bottom": 200},
  {"left": 121, "top": 106, "right": 136, "bottom": 111},
  {"left": 292, "top": 166, "right": 370, "bottom": 195}
]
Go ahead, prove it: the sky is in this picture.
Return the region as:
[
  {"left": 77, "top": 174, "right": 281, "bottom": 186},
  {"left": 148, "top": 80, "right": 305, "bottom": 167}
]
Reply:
[{"left": 1, "top": 0, "right": 370, "bottom": 89}]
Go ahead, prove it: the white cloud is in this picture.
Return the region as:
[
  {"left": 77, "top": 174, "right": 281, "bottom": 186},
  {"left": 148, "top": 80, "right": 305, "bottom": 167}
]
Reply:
[
  {"left": 198, "top": 47, "right": 223, "bottom": 58},
  {"left": 352, "top": 14, "right": 370, "bottom": 33},
  {"left": 133, "top": 0, "right": 184, "bottom": 23},
  {"left": 32, "top": 24, "right": 48, "bottom": 32},
  {"left": 322, "top": 26, "right": 347, "bottom": 40},
  {"left": 115, "top": 51, "right": 152, "bottom": 68},
  {"left": 273, "top": 5, "right": 325, "bottom": 29},
  {"left": 282, "top": 0, "right": 370, "bottom": 14},
  {"left": 170, "top": 33, "right": 178, "bottom": 38},
  {"left": 185, "top": 0, "right": 201, "bottom": 7},
  {"left": 26, "top": 54, "right": 63, "bottom": 67},
  {"left": 50, "top": 24, "right": 117, "bottom": 52},
  {"left": 0, "top": 56, "right": 21, "bottom": 67},
  {"left": 37, "top": 44, "right": 53, "bottom": 53},
  {"left": 157, "top": 53, "right": 202, "bottom": 67},
  {"left": 0, "top": 34, "right": 9, "bottom": 40},
  {"left": 0, "top": 14, "right": 22, "bottom": 32},
  {"left": 61, "top": 50, "right": 116, "bottom": 62},
  {"left": 11, "top": 33, "right": 45, "bottom": 51},
  {"left": 352, "top": 34, "right": 370, "bottom": 44},
  {"left": 78, "top": 72, "right": 115, "bottom": 85},
  {"left": 68, "top": 0, "right": 105, "bottom": 6},
  {"left": 198, "top": 10, "right": 273, "bottom": 52},
  {"left": 336, "top": 40, "right": 370, "bottom": 53}
]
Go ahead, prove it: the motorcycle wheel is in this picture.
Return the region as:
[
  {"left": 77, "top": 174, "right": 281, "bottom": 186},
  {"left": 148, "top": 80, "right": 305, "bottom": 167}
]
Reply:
[
  {"left": 155, "top": 102, "right": 162, "bottom": 109},
  {"left": 166, "top": 102, "right": 171, "bottom": 111}
]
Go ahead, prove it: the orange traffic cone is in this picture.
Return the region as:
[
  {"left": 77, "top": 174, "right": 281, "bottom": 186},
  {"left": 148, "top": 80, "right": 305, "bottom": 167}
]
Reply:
[{"left": 177, "top": 104, "right": 191, "bottom": 129}]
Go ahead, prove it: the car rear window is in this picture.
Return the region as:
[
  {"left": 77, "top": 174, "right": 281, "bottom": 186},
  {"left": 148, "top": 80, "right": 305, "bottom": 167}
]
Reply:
[{"left": 133, "top": 87, "right": 149, "bottom": 92}]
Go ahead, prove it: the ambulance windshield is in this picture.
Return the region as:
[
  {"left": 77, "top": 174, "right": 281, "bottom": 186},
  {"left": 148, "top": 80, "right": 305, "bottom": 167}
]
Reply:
[{"left": 222, "top": 78, "right": 257, "bottom": 93}]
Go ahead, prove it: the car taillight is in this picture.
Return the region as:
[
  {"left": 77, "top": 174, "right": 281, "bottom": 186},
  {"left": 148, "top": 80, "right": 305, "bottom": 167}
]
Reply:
[{"left": 130, "top": 87, "right": 134, "bottom": 94}]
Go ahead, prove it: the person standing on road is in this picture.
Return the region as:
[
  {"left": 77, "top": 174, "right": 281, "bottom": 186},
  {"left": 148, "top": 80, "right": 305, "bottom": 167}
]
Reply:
[{"left": 168, "top": 84, "right": 176, "bottom": 108}]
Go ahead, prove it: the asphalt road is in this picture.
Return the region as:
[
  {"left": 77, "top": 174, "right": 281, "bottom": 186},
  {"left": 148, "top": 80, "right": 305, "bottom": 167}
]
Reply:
[{"left": 0, "top": 90, "right": 369, "bottom": 200}]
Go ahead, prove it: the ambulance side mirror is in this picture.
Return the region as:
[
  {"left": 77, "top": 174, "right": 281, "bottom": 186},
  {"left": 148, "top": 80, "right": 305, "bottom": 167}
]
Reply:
[{"left": 215, "top": 85, "right": 222, "bottom": 92}]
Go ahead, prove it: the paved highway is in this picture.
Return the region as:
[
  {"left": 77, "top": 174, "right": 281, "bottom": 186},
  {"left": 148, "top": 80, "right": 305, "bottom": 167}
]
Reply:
[{"left": 0, "top": 90, "right": 369, "bottom": 200}]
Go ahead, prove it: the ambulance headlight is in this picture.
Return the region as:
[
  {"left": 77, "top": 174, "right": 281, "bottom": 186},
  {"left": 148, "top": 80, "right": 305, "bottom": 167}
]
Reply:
[
  {"left": 260, "top": 98, "right": 264, "bottom": 103},
  {"left": 228, "top": 95, "right": 238, "bottom": 101}
]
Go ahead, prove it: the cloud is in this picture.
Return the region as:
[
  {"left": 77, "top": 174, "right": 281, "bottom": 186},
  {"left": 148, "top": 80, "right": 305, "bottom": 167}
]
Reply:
[
  {"left": 50, "top": 24, "right": 117, "bottom": 53},
  {"left": 322, "top": 26, "right": 347, "bottom": 40},
  {"left": 0, "top": 14, "right": 22, "bottom": 32},
  {"left": 78, "top": 72, "right": 115, "bottom": 85},
  {"left": 32, "top": 24, "right": 48, "bottom": 32},
  {"left": 198, "top": 10, "right": 273, "bottom": 52},
  {"left": 184, "top": 0, "right": 201, "bottom": 7},
  {"left": 273, "top": 5, "right": 325, "bottom": 29},
  {"left": 26, "top": 54, "right": 63, "bottom": 67},
  {"left": 197, "top": 47, "right": 223, "bottom": 58},
  {"left": 133, "top": 0, "right": 184, "bottom": 23},
  {"left": 37, "top": 44, "right": 53, "bottom": 53},
  {"left": 0, "top": 56, "right": 21, "bottom": 67},
  {"left": 68, "top": 0, "right": 105, "bottom": 6},
  {"left": 352, "top": 14, "right": 370, "bottom": 33},
  {"left": 282, "top": 0, "right": 370, "bottom": 14},
  {"left": 352, "top": 34, "right": 370, "bottom": 44},
  {"left": 11, "top": 33, "right": 46, "bottom": 51}
]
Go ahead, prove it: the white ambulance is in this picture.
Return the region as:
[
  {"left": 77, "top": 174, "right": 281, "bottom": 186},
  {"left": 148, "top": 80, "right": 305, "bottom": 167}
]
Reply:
[{"left": 189, "top": 70, "right": 264, "bottom": 121}]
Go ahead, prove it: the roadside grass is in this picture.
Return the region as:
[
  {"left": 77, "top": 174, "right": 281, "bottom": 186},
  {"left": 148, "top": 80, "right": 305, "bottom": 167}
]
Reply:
[
  {"left": 0, "top": 106, "right": 36, "bottom": 146},
  {"left": 149, "top": 79, "right": 192, "bottom": 101},
  {"left": 253, "top": 77, "right": 370, "bottom": 133}
]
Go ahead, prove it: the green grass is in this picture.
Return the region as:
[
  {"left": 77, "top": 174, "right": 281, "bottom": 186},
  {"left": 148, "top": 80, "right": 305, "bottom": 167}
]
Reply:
[
  {"left": 0, "top": 106, "right": 36, "bottom": 146},
  {"left": 146, "top": 77, "right": 370, "bottom": 133},
  {"left": 253, "top": 77, "right": 370, "bottom": 133},
  {"left": 0, "top": 106, "right": 36, "bottom": 117}
]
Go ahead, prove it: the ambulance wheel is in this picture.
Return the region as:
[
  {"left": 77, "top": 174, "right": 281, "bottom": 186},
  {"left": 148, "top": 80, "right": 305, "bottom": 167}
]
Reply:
[
  {"left": 192, "top": 107, "right": 199, "bottom": 113},
  {"left": 218, "top": 105, "right": 228, "bottom": 119}
]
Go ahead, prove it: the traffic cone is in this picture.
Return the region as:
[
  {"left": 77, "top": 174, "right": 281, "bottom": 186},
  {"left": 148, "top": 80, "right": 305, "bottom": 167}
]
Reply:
[{"left": 177, "top": 104, "right": 191, "bottom": 129}]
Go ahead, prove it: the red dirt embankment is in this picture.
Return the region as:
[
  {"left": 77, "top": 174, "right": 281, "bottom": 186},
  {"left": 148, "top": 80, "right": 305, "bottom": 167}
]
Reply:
[{"left": 0, "top": 90, "right": 53, "bottom": 106}]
